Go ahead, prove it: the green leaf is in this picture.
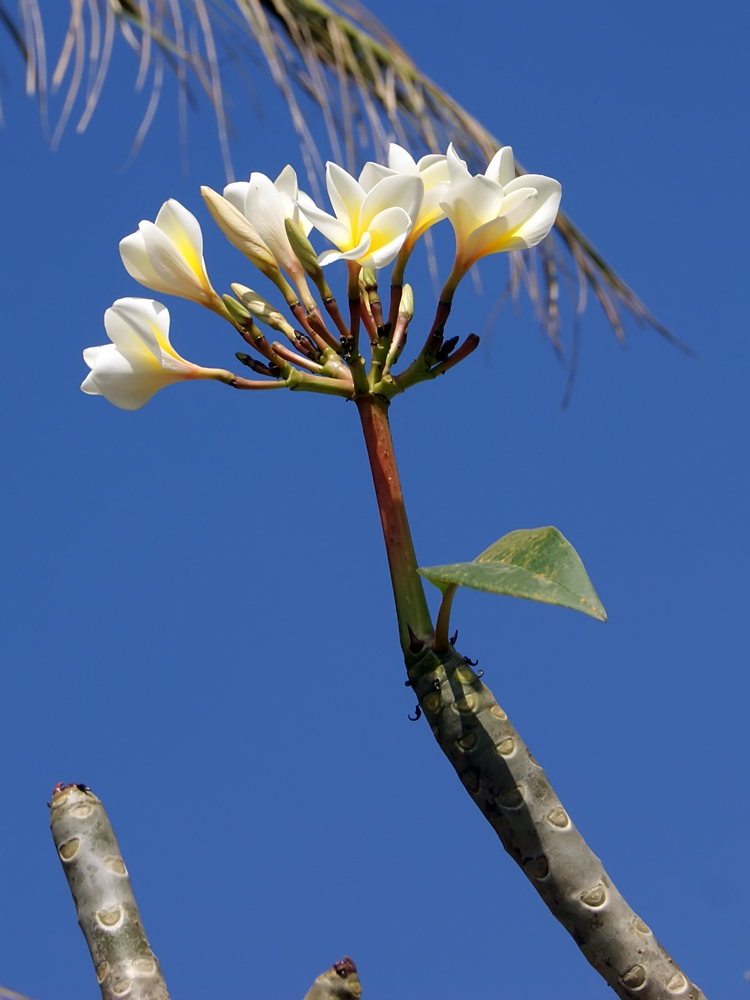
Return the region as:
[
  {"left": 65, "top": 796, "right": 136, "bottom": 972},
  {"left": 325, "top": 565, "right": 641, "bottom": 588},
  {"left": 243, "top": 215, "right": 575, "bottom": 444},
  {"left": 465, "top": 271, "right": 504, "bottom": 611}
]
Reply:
[{"left": 418, "top": 526, "right": 607, "bottom": 621}]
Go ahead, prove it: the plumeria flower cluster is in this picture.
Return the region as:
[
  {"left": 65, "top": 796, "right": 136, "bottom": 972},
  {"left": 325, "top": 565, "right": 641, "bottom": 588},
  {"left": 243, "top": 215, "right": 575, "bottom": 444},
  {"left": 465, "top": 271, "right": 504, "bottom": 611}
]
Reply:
[{"left": 82, "top": 144, "right": 561, "bottom": 410}]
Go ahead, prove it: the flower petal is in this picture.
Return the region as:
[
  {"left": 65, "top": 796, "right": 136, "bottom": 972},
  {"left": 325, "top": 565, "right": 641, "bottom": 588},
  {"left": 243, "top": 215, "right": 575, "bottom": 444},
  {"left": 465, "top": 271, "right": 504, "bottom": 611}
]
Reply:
[
  {"left": 361, "top": 206, "right": 410, "bottom": 268},
  {"left": 81, "top": 297, "right": 217, "bottom": 411},
  {"left": 358, "top": 161, "right": 394, "bottom": 193},
  {"left": 295, "top": 190, "right": 318, "bottom": 236},
  {"left": 503, "top": 174, "right": 557, "bottom": 198},
  {"left": 223, "top": 181, "right": 249, "bottom": 214},
  {"left": 326, "top": 162, "right": 364, "bottom": 226},
  {"left": 139, "top": 222, "right": 209, "bottom": 300},
  {"left": 417, "top": 153, "right": 447, "bottom": 172},
  {"left": 411, "top": 183, "right": 449, "bottom": 237},
  {"left": 485, "top": 146, "right": 516, "bottom": 187},
  {"left": 123, "top": 297, "right": 186, "bottom": 367},
  {"left": 446, "top": 143, "right": 471, "bottom": 185},
  {"left": 419, "top": 158, "right": 450, "bottom": 190},
  {"left": 119, "top": 231, "right": 163, "bottom": 290},
  {"left": 440, "top": 175, "right": 504, "bottom": 245},
  {"left": 463, "top": 191, "right": 536, "bottom": 262},
  {"left": 318, "top": 232, "right": 372, "bottom": 266},
  {"left": 81, "top": 343, "right": 175, "bottom": 410},
  {"left": 302, "top": 201, "right": 353, "bottom": 250},
  {"left": 359, "top": 174, "right": 423, "bottom": 234},
  {"left": 273, "top": 161, "right": 316, "bottom": 234},
  {"left": 80, "top": 369, "right": 102, "bottom": 395},
  {"left": 82, "top": 345, "right": 106, "bottom": 370},
  {"left": 244, "top": 172, "right": 293, "bottom": 268},
  {"left": 497, "top": 186, "right": 538, "bottom": 220},
  {"left": 361, "top": 237, "right": 407, "bottom": 270},
  {"left": 105, "top": 301, "right": 162, "bottom": 364},
  {"left": 317, "top": 248, "right": 347, "bottom": 266},
  {"left": 154, "top": 199, "right": 206, "bottom": 281},
  {"left": 274, "top": 164, "right": 299, "bottom": 200},
  {"left": 387, "top": 143, "right": 417, "bottom": 173},
  {"left": 108, "top": 297, "right": 182, "bottom": 367},
  {"left": 504, "top": 176, "right": 562, "bottom": 248}
]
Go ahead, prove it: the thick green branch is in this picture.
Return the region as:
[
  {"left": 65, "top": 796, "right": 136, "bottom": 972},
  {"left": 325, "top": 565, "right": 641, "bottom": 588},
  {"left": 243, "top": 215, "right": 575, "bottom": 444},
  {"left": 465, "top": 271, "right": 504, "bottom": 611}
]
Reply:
[
  {"left": 404, "top": 643, "right": 707, "bottom": 1000},
  {"left": 49, "top": 784, "right": 170, "bottom": 1000}
]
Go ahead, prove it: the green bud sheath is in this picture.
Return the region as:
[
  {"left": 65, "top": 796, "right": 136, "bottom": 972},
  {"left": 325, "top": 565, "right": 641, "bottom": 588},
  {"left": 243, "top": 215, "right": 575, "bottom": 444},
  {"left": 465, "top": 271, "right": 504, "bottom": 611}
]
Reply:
[{"left": 222, "top": 293, "right": 252, "bottom": 327}]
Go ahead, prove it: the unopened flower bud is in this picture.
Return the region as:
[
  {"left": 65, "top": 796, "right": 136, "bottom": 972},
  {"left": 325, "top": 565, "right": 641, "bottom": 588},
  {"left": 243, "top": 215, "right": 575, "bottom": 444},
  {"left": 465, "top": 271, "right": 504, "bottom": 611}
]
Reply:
[
  {"left": 285, "top": 217, "right": 335, "bottom": 303},
  {"left": 284, "top": 217, "right": 321, "bottom": 277},
  {"left": 399, "top": 283, "right": 414, "bottom": 320},
  {"left": 231, "top": 283, "right": 295, "bottom": 339},
  {"left": 361, "top": 268, "right": 378, "bottom": 292},
  {"left": 222, "top": 293, "right": 254, "bottom": 328},
  {"left": 201, "top": 186, "right": 279, "bottom": 276},
  {"left": 235, "top": 352, "right": 274, "bottom": 377}
]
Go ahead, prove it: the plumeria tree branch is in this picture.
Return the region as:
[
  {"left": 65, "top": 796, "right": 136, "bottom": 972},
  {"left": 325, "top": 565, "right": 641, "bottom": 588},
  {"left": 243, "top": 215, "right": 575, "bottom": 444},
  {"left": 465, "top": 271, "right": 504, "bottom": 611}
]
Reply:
[
  {"left": 357, "top": 395, "right": 707, "bottom": 1000},
  {"left": 69, "top": 138, "right": 711, "bottom": 997},
  {"left": 50, "top": 783, "right": 363, "bottom": 1000},
  {"left": 404, "top": 639, "right": 707, "bottom": 1000},
  {"left": 49, "top": 784, "right": 171, "bottom": 1000},
  {"left": 303, "top": 957, "right": 362, "bottom": 1000}
]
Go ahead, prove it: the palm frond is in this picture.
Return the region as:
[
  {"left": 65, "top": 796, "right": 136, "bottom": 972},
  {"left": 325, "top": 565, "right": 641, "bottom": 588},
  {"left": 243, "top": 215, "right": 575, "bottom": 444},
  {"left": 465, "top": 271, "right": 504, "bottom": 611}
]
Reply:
[
  {"left": 4, "top": 0, "right": 690, "bottom": 356},
  {"left": 0, "top": 987, "right": 36, "bottom": 1000}
]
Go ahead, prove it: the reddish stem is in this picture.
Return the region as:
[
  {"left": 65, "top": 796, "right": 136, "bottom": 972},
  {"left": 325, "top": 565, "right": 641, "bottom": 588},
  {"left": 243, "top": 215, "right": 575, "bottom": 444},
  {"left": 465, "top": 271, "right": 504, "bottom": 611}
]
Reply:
[
  {"left": 290, "top": 302, "right": 329, "bottom": 353},
  {"left": 237, "top": 321, "right": 282, "bottom": 367},
  {"left": 323, "top": 298, "right": 350, "bottom": 340},
  {"left": 356, "top": 396, "right": 433, "bottom": 649},
  {"left": 360, "top": 295, "right": 379, "bottom": 345},
  {"left": 370, "top": 298, "right": 384, "bottom": 330},
  {"left": 271, "top": 342, "right": 322, "bottom": 373},
  {"left": 422, "top": 300, "right": 453, "bottom": 357},
  {"left": 230, "top": 376, "right": 285, "bottom": 390},
  {"left": 307, "top": 309, "right": 340, "bottom": 350},
  {"left": 431, "top": 333, "right": 480, "bottom": 376},
  {"left": 387, "top": 283, "right": 402, "bottom": 331}
]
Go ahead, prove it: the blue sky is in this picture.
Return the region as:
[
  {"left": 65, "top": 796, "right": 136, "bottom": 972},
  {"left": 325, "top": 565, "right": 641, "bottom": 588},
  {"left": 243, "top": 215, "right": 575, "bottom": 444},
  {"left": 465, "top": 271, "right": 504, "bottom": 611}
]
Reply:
[{"left": 1, "top": 1, "right": 748, "bottom": 998}]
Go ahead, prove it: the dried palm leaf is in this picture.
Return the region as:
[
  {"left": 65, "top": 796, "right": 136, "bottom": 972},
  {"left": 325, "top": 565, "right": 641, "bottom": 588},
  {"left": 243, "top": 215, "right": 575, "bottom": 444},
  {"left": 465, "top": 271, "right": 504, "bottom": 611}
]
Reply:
[
  {"left": 3, "top": 0, "right": 690, "bottom": 356},
  {"left": 0, "top": 988, "right": 36, "bottom": 1000}
]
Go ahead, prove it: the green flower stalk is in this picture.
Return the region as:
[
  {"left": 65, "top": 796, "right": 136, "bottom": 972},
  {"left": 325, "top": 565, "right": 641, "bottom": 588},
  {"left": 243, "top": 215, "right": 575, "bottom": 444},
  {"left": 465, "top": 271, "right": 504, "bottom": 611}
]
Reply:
[
  {"left": 356, "top": 396, "right": 432, "bottom": 649},
  {"left": 284, "top": 218, "right": 350, "bottom": 342}
]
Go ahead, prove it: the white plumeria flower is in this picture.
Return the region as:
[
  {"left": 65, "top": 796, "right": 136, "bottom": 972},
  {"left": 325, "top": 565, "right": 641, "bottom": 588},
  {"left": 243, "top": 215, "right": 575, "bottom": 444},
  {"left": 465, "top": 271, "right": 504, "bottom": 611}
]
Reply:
[
  {"left": 440, "top": 144, "right": 562, "bottom": 294},
  {"left": 359, "top": 143, "right": 450, "bottom": 250},
  {"left": 119, "top": 200, "right": 221, "bottom": 310},
  {"left": 301, "top": 161, "right": 424, "bottom": 270},
  {"left": 81, "top": 298, "right": 230, "bottom": 411},
  {"left": 223, "top": 165, "right": 317, "bottom": 302}
]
